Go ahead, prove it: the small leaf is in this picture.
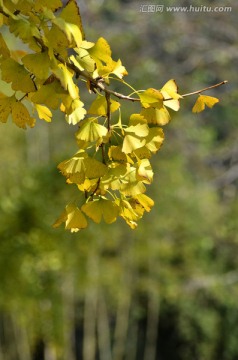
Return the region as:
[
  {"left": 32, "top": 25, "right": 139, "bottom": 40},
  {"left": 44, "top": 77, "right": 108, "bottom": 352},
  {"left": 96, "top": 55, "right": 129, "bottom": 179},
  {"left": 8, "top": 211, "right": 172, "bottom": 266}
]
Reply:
[
  {"left": 35, "top": 104, "right": 52, "bottom": 122},
  {"left": 161, "top": 79, "right": 181, "bottom": 111},
  {"left": 192, "top": 95, "right": 219, "bottom": 113}
]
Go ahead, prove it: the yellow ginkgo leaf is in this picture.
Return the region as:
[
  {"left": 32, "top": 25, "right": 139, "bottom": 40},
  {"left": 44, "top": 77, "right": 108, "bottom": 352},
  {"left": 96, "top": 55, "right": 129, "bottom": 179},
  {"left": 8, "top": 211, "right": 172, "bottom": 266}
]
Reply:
[
  {"left": 145, "top": 127, "right": 164, "bottom": 153},
  {"left": 134, "top": 194, "right": 154, "bottom": 212},
  {"left": 192, "top": 95, "right": 219, "bottom": 113},
  {"left": 35, "top": 0, "right": 62, "bottom": 12},
  {"left": 88, "top": 95, "right": 120, "bottom": 116},
  {"left": 116, "top": 198, "right": 140, "bottom": 229},
  {"left": 53, "top": 17, "right": 82, "bottom": 48},
  {"left": 136, "top": 159, "right": 153, "bottom": 184},
  {"left": 139, "top": 88, "right": 163, "bottom": 108},
  {"left": 52, "top": 63, "right": 78, "bottom": 99},
  {"left": 81, "top": 198, "right": 119, "bottom": 224},
  {"left": 161, "top": 79, "right": 181, "bottom": 111},
  {"left": 53, "top": 204, "right": 88, "bottom": 232},
  {"left": 76, "top": 118, "right": 107, "bottom": 142},
  {"left": 122, "top": 123, "right": 149, "bottom": 154},
  {"left": 59, "top": 0, "right": 85, "bottom": 39},
  {"left": 88, "top": 37, "right": 112, "bottom": 67},
  {"left": 12, "top": 101, "right": 35, "bottom": 129},
  {"left": 141, "top": 106, "right": 171, "bottom": 126},
  {"left": 35, "top": 104, "right": 52, "bottom": 122}
]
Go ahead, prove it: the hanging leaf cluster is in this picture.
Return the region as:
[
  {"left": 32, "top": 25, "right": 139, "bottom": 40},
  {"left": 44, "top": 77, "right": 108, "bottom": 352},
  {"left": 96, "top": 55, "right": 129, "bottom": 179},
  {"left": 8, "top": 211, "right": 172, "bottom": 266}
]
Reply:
[{"left": 0, "top": 0, "right": 227, "bottom": 231}]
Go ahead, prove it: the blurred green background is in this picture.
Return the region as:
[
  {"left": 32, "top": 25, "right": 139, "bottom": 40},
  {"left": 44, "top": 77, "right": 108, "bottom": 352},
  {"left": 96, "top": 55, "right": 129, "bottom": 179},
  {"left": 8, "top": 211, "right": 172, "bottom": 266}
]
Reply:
[{"left": 0, "top": 0, "right": 238, "bottom": 359}]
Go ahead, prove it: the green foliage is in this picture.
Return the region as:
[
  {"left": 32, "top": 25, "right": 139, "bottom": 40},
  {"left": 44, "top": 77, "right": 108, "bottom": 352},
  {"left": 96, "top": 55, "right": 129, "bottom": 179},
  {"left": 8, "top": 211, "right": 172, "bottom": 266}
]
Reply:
[{"left": 0, "top": 0, "right": 225, "bottom": 232}]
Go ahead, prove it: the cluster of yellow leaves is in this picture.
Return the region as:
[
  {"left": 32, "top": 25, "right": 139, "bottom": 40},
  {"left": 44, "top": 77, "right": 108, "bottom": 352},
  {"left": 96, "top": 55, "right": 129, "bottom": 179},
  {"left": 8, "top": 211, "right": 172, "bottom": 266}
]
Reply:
[{"left": 0, "top": 0, "right": 221, "bottom": 231}]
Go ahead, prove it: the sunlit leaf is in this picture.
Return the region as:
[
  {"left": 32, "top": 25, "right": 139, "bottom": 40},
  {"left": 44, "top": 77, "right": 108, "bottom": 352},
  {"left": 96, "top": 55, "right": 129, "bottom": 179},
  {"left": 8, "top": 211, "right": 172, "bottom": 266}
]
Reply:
[
  {"left": 161, "top": 79, "right": 181, "bottom": 111},
  {"left": 141, "top": 106, "right": 171, "bottom": 125},
  {"left": 52, "top": 63, "right": 78, "bottom": 99},
  {"left": 76, "top": 118, "right": 107, "bottom": 142},
  {"left": 58, "top": 150, "right": 107, "bottom": 184},
  {"left": 88, "top": 95, "right": 120, "bottom": 116},
  {"left": 139, "top": 88, "right": 163, "bottom": 108},
  {"left": 59, "top": 0, "right": 85, "bottom": 39},
  {"left": 137, "top": 159, "right": 153, "bottom": 184},
  {"left": 82, "top": 198, "right": 119, "bottom": 224},
  {"left": 192, "top": 95, "right": 219, "bottom": 113},
  {"left": 122, "top": 116, "right": 149, "bottom": 154},
  {"left": 145, "top": 127, "right": 164, "bottom": 153},
  {"left": 35, "top": 104, "right": 52, "bottom": 122},
  {"left": 53, "top": 204, "right": 87, "bottom": 232},
  {"left": 134, "top": 194, "right": 154, "bottom": 212}
]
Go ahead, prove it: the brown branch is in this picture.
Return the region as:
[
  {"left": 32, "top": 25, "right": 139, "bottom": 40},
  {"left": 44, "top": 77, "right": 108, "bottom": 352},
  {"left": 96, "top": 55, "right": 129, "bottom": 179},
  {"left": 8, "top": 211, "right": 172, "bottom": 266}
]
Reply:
[
  {"left": 181, "top": 80, "right": 228, "bottom": 98},
  {"left": 105, "top": 92, "right": 111, "bottom": 132}
]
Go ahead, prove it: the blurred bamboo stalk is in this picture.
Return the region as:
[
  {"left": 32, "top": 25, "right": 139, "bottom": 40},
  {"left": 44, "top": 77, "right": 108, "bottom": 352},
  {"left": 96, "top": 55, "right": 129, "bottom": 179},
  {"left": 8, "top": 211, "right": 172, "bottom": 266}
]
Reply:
[{"left": 97, "top": 292, "right": 112, "bottom": 360}]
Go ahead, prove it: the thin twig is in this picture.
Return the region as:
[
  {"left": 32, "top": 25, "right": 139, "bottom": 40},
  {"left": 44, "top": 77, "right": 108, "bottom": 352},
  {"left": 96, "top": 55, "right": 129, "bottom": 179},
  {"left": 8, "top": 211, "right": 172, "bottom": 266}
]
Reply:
[{"left": 181, "top": 80, "right": 228, "bottom": 98}]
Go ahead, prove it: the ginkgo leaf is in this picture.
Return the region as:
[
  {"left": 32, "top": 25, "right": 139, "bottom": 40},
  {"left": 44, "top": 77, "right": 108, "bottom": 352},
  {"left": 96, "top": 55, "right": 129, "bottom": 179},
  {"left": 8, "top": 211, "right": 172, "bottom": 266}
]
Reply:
[
  {"left": 76, "top": 118, "right": 107, "bottom": 142},
  {"left": 70, "top": 51, "right": 95, "bottom": 73},
  {"left": 0, "top": 33, "right": 10, "bottom": 58},
  {"left": 31, "top": 80, "right": 67, "bottom": 109},
  {"left": 1, "top": 58, "right": 36, "bottom": 93},
  {"left": 136, "top": 159, "right": 153, "bottom": 184},
  {"left": 53, "top": 17, "right": 82, "bottom": 48},
  {"left": 63, "top": 99, "right": 86, "bottom": 124},
  {"left": 22, "top": 51, "right": 50, "bottom": 80},
  {"left": 139, "top": 88, "right": 163, "bottom": 108},
  {"left": 82, "top": 198, "right": 119, "bottom": 224},
  {"left": 122, "top": 121, "right": 149, "bottom": 154},
  {"left": 120, "top": 166, "right": 146, "bottom": 196},
  {"left": 52, "top": 63, "right": 78, "bottom": 99},
  {"left": 35, "top": 104, "right": 52, "bottom": 122},
  {"left": 53, "top": 204, "right": 88, "bottom": 232},
  {"left": 45, "top": 24, "right": 69, "bottom": 58},
  {"left": 96, "top": 59, "right": 128, "bottom": 79},
  {"left": 161, "top": 79, "right": 181, "bottom": 111},
  {"left": 59, "top": 0, "right": 85, "bottom": 39},
  {"left": 11, "top": 101, "right": 35, "bottom": 129},
  {"left": 101, "top": 163, "right": 129, "bottom": 191},
  {"left": 0, "top": 94, "right": 16, "bottom": 123},
  {"left": 116, "top": 198, "right": 140, "bottom": 229},
  {"left": 35, "top": 0, "right": 62, "bottom": 12},
  {"left": 134, "top": 194, "right": 154, "bottom": 212},
  {"left": 8, "top": 17, "right": 41, "bottom": 51},
  {"left": 88, "top": 95, "right": 120, "bottom": 116},
  {"left": 88, "top": 37, "right": 112, "bottom": 66},
  {"left": 192, "top": 95, "right": 219, "bottom": 113},
  {"left": 145, "top": 127, "right": 164, "bottom": 153},
  {"left": 108, "top": 145, "right": 132, "bottom": 163},
  {"left": 141, "top": 106, "right": 171, "bottom": 126},
  {"left": 58, "top": 150, "right": 107, "bottom": 184}
]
